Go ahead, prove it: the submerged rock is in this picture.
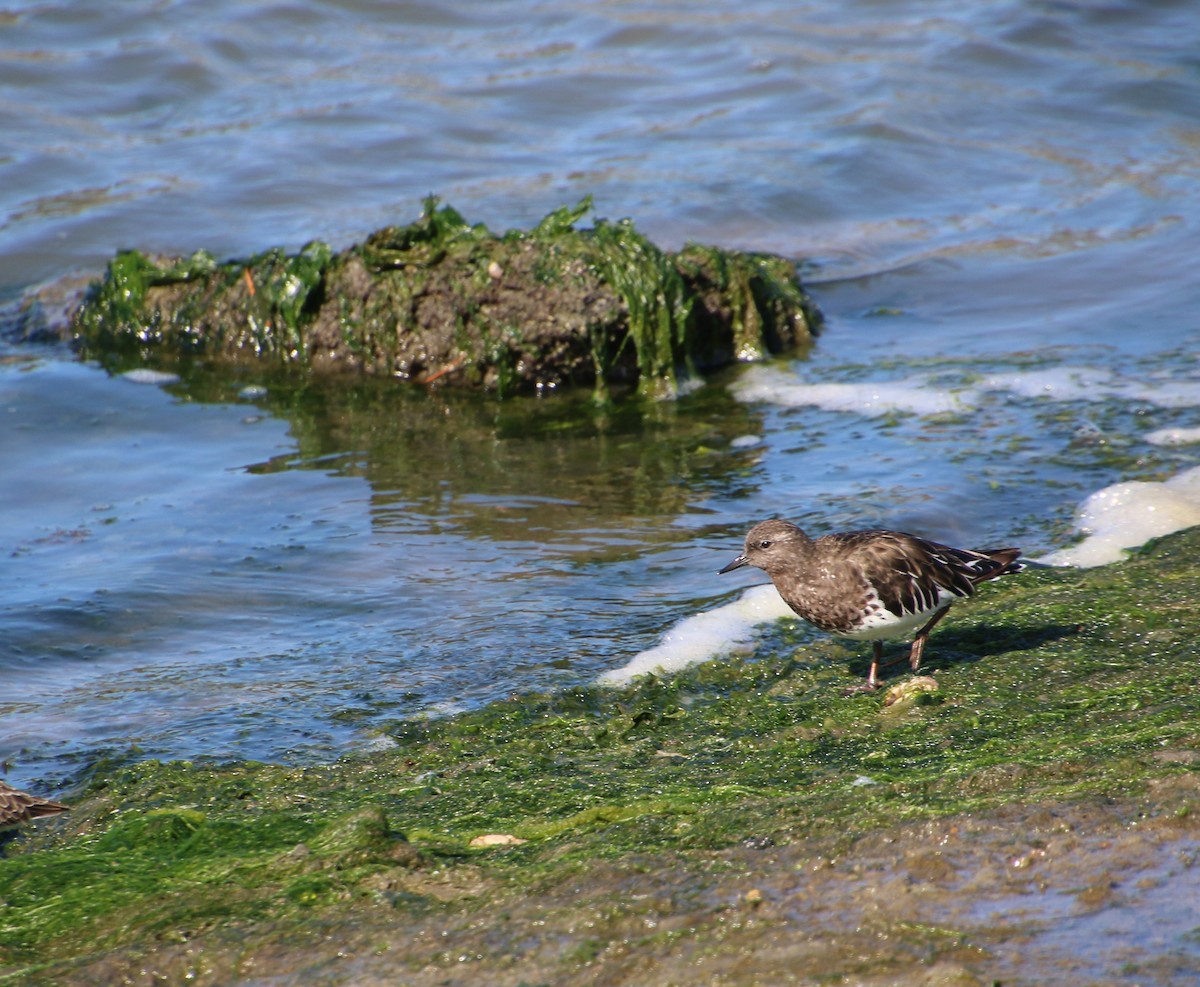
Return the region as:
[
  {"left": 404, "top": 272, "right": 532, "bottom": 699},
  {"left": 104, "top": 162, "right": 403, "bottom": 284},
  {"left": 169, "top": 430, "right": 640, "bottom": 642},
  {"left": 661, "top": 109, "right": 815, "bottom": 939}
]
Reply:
[{"left": 34, "top": 197, "right": 820, "bottom": 398}]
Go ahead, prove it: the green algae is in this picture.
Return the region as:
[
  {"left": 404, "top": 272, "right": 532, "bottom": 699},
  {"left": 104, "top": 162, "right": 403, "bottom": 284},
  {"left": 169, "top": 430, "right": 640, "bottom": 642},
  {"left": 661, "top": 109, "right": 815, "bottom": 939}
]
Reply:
[
  {"left": 583, "top": 215, "right": 694, "bottom": 399},
  {"left": 69, "top": 198, "right": 818, "bottom": 399},
  {"left": 2, "top": 527, "right": 1200, "bottom": 980},
  {"left": 71, "top": 243, "right": 331, "bottom": 361}
]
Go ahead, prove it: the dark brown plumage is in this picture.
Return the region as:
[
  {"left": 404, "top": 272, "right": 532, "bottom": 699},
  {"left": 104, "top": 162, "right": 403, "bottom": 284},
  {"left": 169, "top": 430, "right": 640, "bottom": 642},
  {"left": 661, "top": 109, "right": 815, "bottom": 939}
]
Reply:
[
  {"left": 720, "top": 519, "right": 1023, "bottom": 690},
  {"left": 0, "top": 781, "right": 69, "bottom": 829}
]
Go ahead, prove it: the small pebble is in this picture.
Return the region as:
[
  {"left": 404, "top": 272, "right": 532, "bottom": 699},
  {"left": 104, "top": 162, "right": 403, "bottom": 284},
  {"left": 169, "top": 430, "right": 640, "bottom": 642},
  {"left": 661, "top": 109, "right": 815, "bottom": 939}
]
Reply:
[
  {"left": 883, "top": 675, "right": 940, "bottom": 707},
  {"left": 469, "top": 833, "right": 526, "bottom": 848}
]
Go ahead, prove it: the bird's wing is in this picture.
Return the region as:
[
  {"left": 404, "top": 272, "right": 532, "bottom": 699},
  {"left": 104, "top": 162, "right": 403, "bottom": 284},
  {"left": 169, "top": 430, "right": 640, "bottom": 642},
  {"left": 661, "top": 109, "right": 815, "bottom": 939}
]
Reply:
[{"left": 840, "top": 532, "right": 976, "bottom": 618}]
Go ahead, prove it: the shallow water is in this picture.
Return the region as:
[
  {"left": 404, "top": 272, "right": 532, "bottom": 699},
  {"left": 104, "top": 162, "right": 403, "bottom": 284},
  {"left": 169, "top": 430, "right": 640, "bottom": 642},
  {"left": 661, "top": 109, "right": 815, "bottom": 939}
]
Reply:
[
  {"left": 3, "top": 0, "right": 1200, "bottom": 794},
  {"left": 970, "top": 841, "right": 1200, "bottom": 984}
]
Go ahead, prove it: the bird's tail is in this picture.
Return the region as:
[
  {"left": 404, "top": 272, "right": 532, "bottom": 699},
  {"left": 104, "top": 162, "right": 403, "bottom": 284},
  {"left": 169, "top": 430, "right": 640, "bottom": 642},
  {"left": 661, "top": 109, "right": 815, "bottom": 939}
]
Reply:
[{"left": 974, "top": 547, "right": 1024, "bottom": 579}]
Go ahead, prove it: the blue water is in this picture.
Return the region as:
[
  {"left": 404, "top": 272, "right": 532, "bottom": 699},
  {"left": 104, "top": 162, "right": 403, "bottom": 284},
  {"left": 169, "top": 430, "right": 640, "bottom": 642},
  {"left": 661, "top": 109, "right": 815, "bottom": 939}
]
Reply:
[{"left": 2, "top": 0, "right": 1199, "bottom": 791}]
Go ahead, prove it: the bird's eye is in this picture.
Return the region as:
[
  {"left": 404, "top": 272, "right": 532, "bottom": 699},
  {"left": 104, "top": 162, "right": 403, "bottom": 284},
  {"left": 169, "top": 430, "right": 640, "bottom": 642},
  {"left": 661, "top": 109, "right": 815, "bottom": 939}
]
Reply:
[{"left": 758, "top": 539, "right": 772, "bottom": 549}]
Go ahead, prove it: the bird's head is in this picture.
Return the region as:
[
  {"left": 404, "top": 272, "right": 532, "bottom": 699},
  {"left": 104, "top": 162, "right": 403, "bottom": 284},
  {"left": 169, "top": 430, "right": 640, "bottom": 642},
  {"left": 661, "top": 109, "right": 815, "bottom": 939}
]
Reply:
[{"left": 719, "top": 519, "right": 809, "bottom": 575}]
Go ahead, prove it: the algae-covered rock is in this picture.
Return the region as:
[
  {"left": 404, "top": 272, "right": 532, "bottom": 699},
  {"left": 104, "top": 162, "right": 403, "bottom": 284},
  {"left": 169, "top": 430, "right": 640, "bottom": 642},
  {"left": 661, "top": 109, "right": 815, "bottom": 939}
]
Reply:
[{"left": 65, "top": 197, "right": 820, "bottom": 397}]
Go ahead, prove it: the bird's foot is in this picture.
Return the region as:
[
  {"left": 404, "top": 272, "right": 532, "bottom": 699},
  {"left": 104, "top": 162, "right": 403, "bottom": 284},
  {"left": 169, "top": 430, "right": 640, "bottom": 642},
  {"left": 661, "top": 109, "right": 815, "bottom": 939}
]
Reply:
[{"left": 841, "top": 680, "right": 881, "bottom": 696}]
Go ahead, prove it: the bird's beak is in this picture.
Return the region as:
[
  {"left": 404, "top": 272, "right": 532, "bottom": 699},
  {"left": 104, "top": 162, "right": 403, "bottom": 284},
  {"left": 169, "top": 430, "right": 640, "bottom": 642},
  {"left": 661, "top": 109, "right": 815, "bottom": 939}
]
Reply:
[{"left": 718, "top": 554, "right": 749, "bottom": 574}]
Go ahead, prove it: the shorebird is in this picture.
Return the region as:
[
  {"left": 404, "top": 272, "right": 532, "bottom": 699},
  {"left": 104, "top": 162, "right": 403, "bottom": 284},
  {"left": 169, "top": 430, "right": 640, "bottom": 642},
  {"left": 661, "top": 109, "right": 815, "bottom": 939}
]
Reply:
[
  {"left": 719, "top": 519, "right": 1023, "bottom": 691},
  {"left": 0, "top": 781, "right": 69, "bottom": 830}
]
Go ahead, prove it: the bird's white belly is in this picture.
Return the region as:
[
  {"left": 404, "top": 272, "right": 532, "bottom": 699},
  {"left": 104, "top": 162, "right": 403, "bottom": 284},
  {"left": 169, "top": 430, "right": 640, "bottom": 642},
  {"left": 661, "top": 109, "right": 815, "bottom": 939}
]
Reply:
[{"left": 836, "top": 586, "right": 957, "bottom": 641}]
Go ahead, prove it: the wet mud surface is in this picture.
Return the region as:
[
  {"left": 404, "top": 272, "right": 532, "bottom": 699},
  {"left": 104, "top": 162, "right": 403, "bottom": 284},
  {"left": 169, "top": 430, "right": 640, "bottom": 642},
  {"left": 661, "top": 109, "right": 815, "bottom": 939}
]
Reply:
[{"left": 51, "top": 780, "right": 1200, "bottom": 987}]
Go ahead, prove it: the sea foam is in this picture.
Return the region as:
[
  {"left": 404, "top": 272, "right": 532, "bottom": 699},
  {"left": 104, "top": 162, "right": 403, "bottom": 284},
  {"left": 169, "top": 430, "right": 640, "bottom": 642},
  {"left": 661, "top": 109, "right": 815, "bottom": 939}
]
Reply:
[
  {"left": 977, "top": 366, "right": 1200, "bottom": 408},
  {"left": 732, "top": 363, "right": 1200, "bottom": 417},
  {"left": 729, "top": 365, "right": 964, "bottom": 416},
  {"left": 1042, "top": 464, "right": 1200, "bottom": 567},
  {"left": 1146, "top": 426, "right": 1200, "bottom": 446},
  {"left": 597, "top": 584, "right": 794, "bottom": 686}
]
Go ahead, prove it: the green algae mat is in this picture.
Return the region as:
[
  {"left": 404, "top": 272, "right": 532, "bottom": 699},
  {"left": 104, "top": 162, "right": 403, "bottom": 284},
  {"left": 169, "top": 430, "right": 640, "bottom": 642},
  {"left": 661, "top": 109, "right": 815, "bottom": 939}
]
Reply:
[{"left": 2, "top": 527, "right": 1198, "bottom": 985}]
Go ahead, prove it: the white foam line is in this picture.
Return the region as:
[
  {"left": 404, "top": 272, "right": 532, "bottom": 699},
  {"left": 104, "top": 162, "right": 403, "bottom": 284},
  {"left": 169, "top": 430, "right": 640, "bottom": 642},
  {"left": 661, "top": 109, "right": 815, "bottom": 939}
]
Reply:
[
  {"left": 732, "top": 364, "right": 1200, "bottom": 419},
  {"left": 598, "top": 583, "right": 795, "bottom": 686},
  {"left": 978, "top": 367, "right": 1200, "bottom": 409},
  {"left": 730, "top": 365, "right": 965, "bottom": 416},
  {"left": 1040, "top": 464, "right": 1200, "bottom": 567},
  {"left": 976, "top": 366, "right": 1117, "bottom": 401},
  {"left": 1146, "top": 426, "right": 1200, "bottom": 446},
  {"left": 1130, "top": 379, "right": 1200, "bottom": 409}
]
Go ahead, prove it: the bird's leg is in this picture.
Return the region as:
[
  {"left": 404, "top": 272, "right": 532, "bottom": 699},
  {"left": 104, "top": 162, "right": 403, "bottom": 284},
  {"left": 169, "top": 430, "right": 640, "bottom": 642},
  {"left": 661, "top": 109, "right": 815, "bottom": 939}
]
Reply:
[
  {"left": 876, "top": 649, "right": 914, "bottom": 670},
  {"left": 867, "top": 640, "right": 883, "bottom": 689},
  {"left": 909, "top": 607, "right": 951, "bottom": 671},
  {"left": 843, "top": 642, "right": 885, "bottom": 695}
]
